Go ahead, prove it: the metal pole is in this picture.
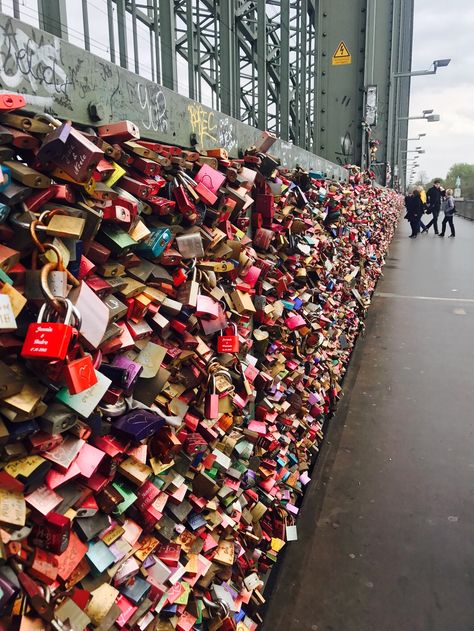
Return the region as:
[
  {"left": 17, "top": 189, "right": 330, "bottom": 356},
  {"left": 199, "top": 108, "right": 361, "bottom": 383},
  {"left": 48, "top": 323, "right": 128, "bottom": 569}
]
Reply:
[
  {"left": 153, "top": 0, "right": 161, "bottom": 84},
  {"left": 257, "top": 0, "right": 267, "bottom": 130},
  {"left": 280, "top": 0, "right": 290, "bottom": 141},
  {"left": 107, "top": 0, "right": 116, "bottom": 64},
  {"left": 131, "top": 0, "right": 140, "bottom": 74},
  {"left": 38, "top": 0, "right": 68, "bottom": 39},
  {"left": 298, "top": 0, "right": 308, "bottom": 148},
  {"left": 386, "top": 0, "right": 399, "bottom": 185},
  {"left": 220, "top": 0, "right": 235, "bottom": 116},
  {"left": 82, "top": 0, "right": 90, "bottom": 51},
  {"left": 116, "top": 0, "right": 129, "bottom": 69},
  {"left": 186, "top": 0, "right": 196, "bottom": 101},
  {"left": 159, "top": 0, "right": 177, "bottom": 90}
]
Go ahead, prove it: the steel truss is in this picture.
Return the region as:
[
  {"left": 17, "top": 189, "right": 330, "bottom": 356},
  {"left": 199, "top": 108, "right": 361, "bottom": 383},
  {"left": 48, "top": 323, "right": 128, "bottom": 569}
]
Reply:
[{"left": 11, "top": 0, "right": 319, "bottom": 152}]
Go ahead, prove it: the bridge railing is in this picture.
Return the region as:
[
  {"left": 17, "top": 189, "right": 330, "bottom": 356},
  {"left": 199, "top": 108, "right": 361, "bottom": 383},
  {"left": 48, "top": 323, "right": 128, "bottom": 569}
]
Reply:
[{"left": 455, "top": 200, "right": 474, "bottom": 221}]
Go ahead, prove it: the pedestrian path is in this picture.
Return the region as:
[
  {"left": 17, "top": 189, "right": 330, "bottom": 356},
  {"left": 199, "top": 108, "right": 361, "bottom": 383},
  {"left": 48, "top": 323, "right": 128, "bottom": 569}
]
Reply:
[{"left": 263, "top": 217, "right": 474, "bottom": 631}]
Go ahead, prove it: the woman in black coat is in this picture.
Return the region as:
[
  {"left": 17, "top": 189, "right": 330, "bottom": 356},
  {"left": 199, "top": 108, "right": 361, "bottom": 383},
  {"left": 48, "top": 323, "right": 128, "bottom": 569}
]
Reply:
[{"left": 404, "top": 188, "right": 425, "bottom": 238}]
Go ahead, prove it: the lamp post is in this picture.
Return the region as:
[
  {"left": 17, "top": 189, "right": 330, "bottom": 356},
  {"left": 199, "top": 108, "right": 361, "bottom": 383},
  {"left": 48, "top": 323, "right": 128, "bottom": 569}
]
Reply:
[
  {"left": 393, "top": 58, "right": 451, "bottom": 78},
  {"left": 399, "top": 114, "right": 440, "bottom": 122},
  {"left": 389, "top": 58, "right": 449, "bottom": 188},
  {"left": 397, "top": 112, "right": 440, "bottom": 188}
]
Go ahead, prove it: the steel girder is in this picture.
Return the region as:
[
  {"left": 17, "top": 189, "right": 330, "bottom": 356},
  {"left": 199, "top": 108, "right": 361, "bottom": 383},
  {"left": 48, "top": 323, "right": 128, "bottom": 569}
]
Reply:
[{"left": 15, "top": 0, "right": 319, "bottom": 153}]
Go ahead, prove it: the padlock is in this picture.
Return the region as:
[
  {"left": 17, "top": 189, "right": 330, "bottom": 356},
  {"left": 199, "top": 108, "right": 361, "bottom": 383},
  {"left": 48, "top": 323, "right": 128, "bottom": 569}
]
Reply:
[
  {"left": 176, "top": 232, "right": 204, "bottom": 259},
  {"left": 205, "top": 375, "right": 219, "bottom": 420},
  {"left": 54, "top": 126, "right": 103, "bottom": 182},
  {"left": 217, "top": 323, "right": 240, "bottom": 353},
  {"left": 63, "top": 347, "right": 98, "bottom": 395},
  {"left": 136, "top": 227, "right": 173, "bottom": 259},
  {"left": 21, "top": 298, "right": 79, "bottom": 361},
  {"left": 31, "top": 512, "right": 70, "bottom": 554}
]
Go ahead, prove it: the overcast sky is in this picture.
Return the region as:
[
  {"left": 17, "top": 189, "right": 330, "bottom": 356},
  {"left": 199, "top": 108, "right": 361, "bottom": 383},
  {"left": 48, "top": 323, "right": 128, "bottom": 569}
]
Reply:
[{"left": 409, "top": 0, "right": 473, "bottom": 180}]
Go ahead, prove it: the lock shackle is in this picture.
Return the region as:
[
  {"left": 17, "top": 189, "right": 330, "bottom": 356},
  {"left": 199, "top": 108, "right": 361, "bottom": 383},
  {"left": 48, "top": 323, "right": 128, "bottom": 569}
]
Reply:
[
  {"left": 30, "top": 219, "right": 47, "bottom": 253},
  {"left": 10, "top": 211, "right": 48, "bottom": 233},
  {"left": 38, "top": 207, "right": 68, "bottom": 226},
  {"left": 207, "top": 373, "right": 216, "bottom": 394},
  {"left": 220, "top": 322, "right": 238, "bottom": 336},
  {"left": 202, "top": 595, "right": 230, "bottom": 619},
  {"left": 38, "top": 296, "right": 69, "bottom": 323},
  {"left": 37, "top": 238, "right": 80, "bottom": 295},
  {"left": 39, "top": 296, "right": 82, "bottom": 331},
  {"left": 33, "top": 112, "right": 62, "bottom": 128}
]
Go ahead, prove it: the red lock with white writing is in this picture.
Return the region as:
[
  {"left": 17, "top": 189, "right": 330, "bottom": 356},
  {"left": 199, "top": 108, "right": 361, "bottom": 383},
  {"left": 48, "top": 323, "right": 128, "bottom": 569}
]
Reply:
[
  {"left": 22, "top": 298, "right": 77, "bottom": 361},
  {"left": 217, "top": 323, "right": 240, "bottom": 353}
]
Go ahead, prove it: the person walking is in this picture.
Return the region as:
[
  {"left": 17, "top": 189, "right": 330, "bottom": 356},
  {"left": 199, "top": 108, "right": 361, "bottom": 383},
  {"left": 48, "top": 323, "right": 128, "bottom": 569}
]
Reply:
[
  {"left": 419, "top": 187, "right": 428, "bottom": 233},
  {"left": 405, "top": 187, "right": 425, "bottom": 238},
  {"left": 423, "top": 179, "right": 444, "bottom": 234},
  {"left": 439, "top": 188, "right": 456, "bottom": 238}
]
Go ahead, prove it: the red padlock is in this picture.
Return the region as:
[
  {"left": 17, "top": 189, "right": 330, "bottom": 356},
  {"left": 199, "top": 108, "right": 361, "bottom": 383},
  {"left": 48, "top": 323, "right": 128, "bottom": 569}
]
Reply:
[
  {"left": 0, "top": 93, "right": 26, "bottom": 111},
  {"left": 21, "top": 298, "right": 78, "bottom": 361},
  {"left": 217, "top": 323, "right": 240, "bottom": 353},
  {"left": 63, "top": 347, "right": 98, "bottom": 394}
]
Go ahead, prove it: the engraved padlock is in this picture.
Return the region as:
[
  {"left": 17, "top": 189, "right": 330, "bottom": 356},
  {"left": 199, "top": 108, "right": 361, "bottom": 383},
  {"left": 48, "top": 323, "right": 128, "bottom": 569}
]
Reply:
[
  {"left": 21, "top": 298, "right": 78, "bottom": 361},
  {"left": 63, "top": 345, "right": 98, "bottom": 395},
  {"left": 217, "top": 323, "right": 240, "bottom": 354}
]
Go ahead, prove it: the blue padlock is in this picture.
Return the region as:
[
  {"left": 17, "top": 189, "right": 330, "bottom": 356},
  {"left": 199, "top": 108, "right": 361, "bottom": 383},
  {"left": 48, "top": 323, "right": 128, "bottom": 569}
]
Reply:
[
  {"left": 136, "top": 226, "right": 172, "bottom": 259},
  {"left": 0, "top": 166, "right": 11, "bottom": 193}
]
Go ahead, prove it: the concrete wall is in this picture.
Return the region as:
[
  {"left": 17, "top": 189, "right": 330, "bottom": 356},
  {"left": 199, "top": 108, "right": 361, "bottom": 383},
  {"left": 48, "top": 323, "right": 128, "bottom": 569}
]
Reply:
[{"left": 455, "top": 200, "right": 474, "bottom": 221}]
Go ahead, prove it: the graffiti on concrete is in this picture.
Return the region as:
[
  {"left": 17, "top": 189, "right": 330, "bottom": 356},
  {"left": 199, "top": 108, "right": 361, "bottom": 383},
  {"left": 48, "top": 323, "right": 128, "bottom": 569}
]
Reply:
[
  {"left": 187, "top": 103, "right": 217, "bottom": 147},
  {"left": 137, "top": 83, "right": 168, "bottom": 133},
  {"left": 0, "top": 18, "right": 77, "bottom": 109},
  {"left": 218, "top": 117, "right": 237, "bottom": 153}
]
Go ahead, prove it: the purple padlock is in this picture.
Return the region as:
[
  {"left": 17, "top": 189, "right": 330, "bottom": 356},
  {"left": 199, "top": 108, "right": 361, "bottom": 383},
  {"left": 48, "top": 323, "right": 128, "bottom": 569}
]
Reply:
[
  {"left": 113, "top": 409, "right": 165, "bottom": 441},
  {"left": 111, "top": 355, "right": 143, "bottom": 393}
]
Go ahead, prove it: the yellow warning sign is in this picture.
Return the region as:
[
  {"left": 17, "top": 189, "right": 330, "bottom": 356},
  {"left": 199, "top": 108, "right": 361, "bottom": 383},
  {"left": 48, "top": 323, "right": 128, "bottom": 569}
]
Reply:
[{"left": 332, "top": 41, "right": 352, "bottom": 66}]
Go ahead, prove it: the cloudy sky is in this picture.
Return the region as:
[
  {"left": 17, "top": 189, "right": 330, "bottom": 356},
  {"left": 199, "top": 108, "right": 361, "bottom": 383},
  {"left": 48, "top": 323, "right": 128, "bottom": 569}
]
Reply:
[{"left": 409, "top": 0, "right": 474, "bottom": 180}]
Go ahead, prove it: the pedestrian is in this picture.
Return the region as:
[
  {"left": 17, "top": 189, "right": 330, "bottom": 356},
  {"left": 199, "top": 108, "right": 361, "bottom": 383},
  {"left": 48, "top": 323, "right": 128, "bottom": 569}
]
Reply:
[
  {"left": 423, "top": 179, "right": 444, "bottom": 234},
  {"left": 404, "top": 187, "right": 424, "bottom": 238},
  {"left": 419, "top": 187, "right": 428, "bottom": 233},
  {"left": 439, "top": 188, "right": 456, "bottom": 238}
]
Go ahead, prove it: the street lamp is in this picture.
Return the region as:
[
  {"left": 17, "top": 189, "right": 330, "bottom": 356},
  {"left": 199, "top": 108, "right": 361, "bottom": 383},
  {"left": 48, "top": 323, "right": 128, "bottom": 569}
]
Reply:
[
  {"left": 398, "top": 134, "right": 426, "bottom": 153},
  {"left": 399, "top": 112, "right": 441, "bottom": 122},
  {"left": 393, "top": 58, "right": 451, "bottom": 78}
]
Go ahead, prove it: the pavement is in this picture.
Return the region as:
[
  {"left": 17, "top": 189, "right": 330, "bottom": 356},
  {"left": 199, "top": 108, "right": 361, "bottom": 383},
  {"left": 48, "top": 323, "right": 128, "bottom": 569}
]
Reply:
[{"left": 262, "top": 216, "right": 474, "bottom": 631}]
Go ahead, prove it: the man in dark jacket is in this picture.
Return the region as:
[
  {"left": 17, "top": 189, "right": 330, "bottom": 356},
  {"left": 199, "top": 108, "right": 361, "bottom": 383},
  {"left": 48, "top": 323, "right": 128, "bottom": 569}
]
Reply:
[
  {"left": 423, "top": 179, "right": 444, "bottom": 234},
  {"left": 405, "top": 188, "right": 425, "bottom": 238}
]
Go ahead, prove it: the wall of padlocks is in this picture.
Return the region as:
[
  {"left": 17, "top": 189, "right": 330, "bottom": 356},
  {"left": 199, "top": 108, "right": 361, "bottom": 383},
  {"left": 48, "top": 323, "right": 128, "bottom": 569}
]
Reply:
[{"left": 0, "top": 92, "right": 400, "bottom": 631}]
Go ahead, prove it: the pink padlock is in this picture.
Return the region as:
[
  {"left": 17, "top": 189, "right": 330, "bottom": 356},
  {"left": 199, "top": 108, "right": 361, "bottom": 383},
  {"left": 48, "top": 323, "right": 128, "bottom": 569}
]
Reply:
[
  {"left": 285, "top": 314, "right": 306, "bottom": 330},
  {"left": 204, "top": 375, "right": 219, "bottom": 419},
  {"left": 195, "top": 295, "right": 220, "bottom": 319}
]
